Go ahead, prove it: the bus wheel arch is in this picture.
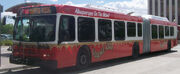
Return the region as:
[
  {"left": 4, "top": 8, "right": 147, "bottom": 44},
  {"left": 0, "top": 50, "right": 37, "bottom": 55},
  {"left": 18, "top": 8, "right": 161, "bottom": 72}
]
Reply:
[
  {"left": 132, "top": 42, "right": 140, "bottom": 58},
  {"left": 76, "top": 45, "right": 91, "bottom": 69}
]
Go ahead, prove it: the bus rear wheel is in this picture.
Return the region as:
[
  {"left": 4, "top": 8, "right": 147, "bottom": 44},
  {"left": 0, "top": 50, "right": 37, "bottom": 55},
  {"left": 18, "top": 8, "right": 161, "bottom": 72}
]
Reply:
[
  {"left": 76, "top": 49, "right": 90, "bottom": 69},
  {"left": 132, "top": 42, "right": 139, "bottom": 58},
  {"left": 167, "top": 40, "right": 171, "bottom": 51}
]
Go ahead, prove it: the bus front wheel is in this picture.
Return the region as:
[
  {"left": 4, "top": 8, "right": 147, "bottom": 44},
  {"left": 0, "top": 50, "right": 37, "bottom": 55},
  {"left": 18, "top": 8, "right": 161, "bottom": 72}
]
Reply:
[{"left": 76, "top": 47, "right": 91, "bottom": 69}]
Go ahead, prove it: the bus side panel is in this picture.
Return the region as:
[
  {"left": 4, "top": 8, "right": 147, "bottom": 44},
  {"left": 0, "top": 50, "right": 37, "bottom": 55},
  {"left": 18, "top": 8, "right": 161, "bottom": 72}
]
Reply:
[
  {"left": 91, "top": 41, "right": 143, "bottom": 63},
  {"left": 175, "top": 39, "right": 178, "bottom": 46},
  {"left": 150, "top": 40, "right": 161, "bottom": 52},
  {"left": 95, "top": 43, "right": 115, "bottom": 62},
  {"left": 159, "top": 40, "right": 167, "bottom": 51},
  {"left": 139, "top": 41, "right": 144, "bottom": 54},
  {"left": 113, "top": 41, "right": 133, "bottom": 59},
  {"left": 171, "top": 39, "right": 177, "bottom": 47},
  {"left": 161, "top": 40, "right": 168, "bottom": 50},
  {"left": 55, "top": 45, "right": 79, "bottom": 68},
  {"left": 55, "top": 42, "right": 122, "bottom": 68},
  {"left": 91, "top": 42, "right": 132, "bottom": 62},
  {"left": 174, "top": 39, "right": 178, "bottom": 47},
  {"left": 55, "top": 39, "right": 172, "bottom": 69},
  {"left": 171, "top": 40, "right": 173, "bottom": 48},
  {"left": 55, "top": 41, "right": 142, "bottom": 69},
  {"left": 56, "top": 43, "right": 118, "bottom": 69},
  {"left": 151, "top": 40, "right": 168, "bottom": 52},
  {"left": 121, "top": 41, "right": 133, "bottom": 57}
]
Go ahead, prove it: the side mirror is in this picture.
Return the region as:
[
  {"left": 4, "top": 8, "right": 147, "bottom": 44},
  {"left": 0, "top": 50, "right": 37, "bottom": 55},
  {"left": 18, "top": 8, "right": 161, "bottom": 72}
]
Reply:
[
  {"left": 12, "top": 16, "right": 16, "bottom": 20},
  {"left": 1, "top": 16, "right": 6, "bottom": 25}
]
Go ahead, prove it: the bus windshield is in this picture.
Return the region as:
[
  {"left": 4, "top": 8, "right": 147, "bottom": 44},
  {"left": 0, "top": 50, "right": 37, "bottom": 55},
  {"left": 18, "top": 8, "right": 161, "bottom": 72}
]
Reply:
[{"left": 14, "top": 15, "right": 56, "bottom": 42}]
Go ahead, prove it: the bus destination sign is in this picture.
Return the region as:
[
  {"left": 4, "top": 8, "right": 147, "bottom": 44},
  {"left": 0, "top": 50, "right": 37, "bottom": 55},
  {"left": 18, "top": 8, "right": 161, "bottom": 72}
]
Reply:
[{"left": 21, "top": 6, "right": 56, "bottom": 15}]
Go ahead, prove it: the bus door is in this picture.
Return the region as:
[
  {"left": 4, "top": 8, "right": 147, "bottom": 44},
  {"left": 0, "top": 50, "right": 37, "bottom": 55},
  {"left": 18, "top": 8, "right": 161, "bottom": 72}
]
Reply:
[{"left": 143, "top": 18, "right": 151, "bottom": 53}]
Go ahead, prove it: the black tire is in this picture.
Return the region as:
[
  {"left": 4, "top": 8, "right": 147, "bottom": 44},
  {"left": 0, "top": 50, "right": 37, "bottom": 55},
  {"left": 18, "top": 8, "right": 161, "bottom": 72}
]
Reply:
[
  {"left": 132, "top": 42, "right": 139, "bottom": 58},
  {"left": 167, "top": 40, "right": 171, "bottom": 51},
  {"left": 40, "top": 66, "right": 58, "bottom": 72},
  {"left": 76, "top": 47, "right": 91, "bottom": 69},
  {"left": 9, "top": 55, "right": 14, "bottom": 64}
]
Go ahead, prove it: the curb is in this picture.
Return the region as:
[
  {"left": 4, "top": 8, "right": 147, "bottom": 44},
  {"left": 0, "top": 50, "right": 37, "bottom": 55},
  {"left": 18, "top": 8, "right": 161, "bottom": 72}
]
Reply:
[{"left": 0, "top": 66, "right": 33, "bottom": 72}]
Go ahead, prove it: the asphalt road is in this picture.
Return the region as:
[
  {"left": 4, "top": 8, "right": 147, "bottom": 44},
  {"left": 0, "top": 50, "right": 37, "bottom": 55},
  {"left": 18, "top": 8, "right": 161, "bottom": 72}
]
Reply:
[{"left": 1, "top": 45, "right": 180, "bottom": 74}]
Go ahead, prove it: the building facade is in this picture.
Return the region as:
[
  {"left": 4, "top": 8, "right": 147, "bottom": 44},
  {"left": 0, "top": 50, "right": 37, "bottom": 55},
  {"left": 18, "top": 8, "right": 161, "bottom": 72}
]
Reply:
[
  {"left": 148, "top": 0, "right": 179, "bottom": 25},
  {"left": 0, "top": 4, "right": 3, "bottom": 24}
]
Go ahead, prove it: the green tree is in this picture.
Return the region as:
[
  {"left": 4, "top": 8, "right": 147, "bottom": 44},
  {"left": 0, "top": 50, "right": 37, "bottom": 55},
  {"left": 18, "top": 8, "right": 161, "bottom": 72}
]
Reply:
[{"left": 0, "top": 24, "right": 14, "bottom": 34}]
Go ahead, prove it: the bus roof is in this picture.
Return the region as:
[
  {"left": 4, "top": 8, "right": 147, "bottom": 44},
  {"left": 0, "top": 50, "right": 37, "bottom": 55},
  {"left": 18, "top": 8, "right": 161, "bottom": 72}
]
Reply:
[
  {"left": 22, "top": 4, "right": 177, "bottom": 26},
  {"left": 56, "top": 5, "right": 144, "bottom": 22},
  {"left": 150, "top": 19, "right": 177, "bottom": 26},
  {"left": 22, "top": 4, "right": 143, "bottom": 22}
]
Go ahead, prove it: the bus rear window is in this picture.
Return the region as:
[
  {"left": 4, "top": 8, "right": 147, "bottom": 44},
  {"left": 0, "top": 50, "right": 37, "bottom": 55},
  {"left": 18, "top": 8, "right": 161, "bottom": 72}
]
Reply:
[
  {"left": 114, "top": 21, "right": 125, "bottom": 40},
  {"left": 78, "top": 17, "right": 95, "bottom": 42},
  {"left": 165, "top": 26, "right": 170, "bottom": 36},
  {"left": 152, "top": 25, "right": 158, "bottom": 39},
  {"left": 98, "top": 19, "right": 112, "bottom": 41},
  {"left": 159, "top": 26, "right": 164, "bottom": 39},
  {"left": 127, "top": 22, "right": 136, "bottom": 37},
  {"left": 138, "top": 23, "right": 142, "bottom": 37},
  {"left": 170, "top": 27, "right": 174, "bottom": 36}
]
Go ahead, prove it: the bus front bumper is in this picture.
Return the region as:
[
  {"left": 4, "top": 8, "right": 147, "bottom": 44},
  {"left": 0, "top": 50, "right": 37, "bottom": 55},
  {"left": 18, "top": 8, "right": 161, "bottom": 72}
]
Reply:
[{"left": 9, "top": 55, "right": 57, "bottom": 69}]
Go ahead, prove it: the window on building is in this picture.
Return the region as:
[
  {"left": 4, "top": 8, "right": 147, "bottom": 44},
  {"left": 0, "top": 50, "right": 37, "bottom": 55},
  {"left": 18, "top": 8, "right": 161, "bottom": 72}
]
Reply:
[
  {"left": 165, "top": 26, "right": 170, "bottom": 36},
  {"left": 160, "top": 0, "right": 164, "bottom": 16},
  {"left": 170, "top": 27, "right": 174, "bottom": 36},
  {"left": 98, "top": 19, "right": 112, "bottom": 41},
  {"left": 138, "top": 23, "right": 142, "bottom": 37},
  {"left": 114, "top": 21, "right": 125, "bottom": 40},
  {"left": 59, "top": 15, "right": 75, "bottom": 41},
  {"left": 78, "top": 17, "right": 95, "bottom": 42},
  {"left": 152, "top": 25, "right": 158, "bottom": 39},
  {"left": 155, "top": 0, "right": 158, "bottom": 15},
  {"left": 127, "top": 22, "right": 136, "bottom": 37},
  {"left": 166, "top": 0, "right": 169, "bottom": 20},
  {"left": 159, "top": 26, "right": 164, "bottom": 39}
]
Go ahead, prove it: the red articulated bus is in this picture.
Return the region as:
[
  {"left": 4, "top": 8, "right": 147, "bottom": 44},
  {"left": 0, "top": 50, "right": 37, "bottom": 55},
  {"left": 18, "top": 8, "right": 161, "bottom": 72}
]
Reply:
[{"left": 10, "top": 5, "right": 178, "bottom": 69}]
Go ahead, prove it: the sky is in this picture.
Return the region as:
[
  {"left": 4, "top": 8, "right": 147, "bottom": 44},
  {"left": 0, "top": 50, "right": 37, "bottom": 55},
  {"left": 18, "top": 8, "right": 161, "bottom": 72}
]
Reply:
[{"left": 0, "top": 0, "right": 148, "bottom": 24}]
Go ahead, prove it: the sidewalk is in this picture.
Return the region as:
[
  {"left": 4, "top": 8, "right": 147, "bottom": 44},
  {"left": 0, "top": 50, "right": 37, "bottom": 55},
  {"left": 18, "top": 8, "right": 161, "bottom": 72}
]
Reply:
[{"left": 0, "top": 46, "right": 28, "bottom": 72}]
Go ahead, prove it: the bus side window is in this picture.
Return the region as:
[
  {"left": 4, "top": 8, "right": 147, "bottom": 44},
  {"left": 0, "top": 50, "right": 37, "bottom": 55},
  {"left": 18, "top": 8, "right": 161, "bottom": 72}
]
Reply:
[
  {"left": 137, "top": 23, "right": 142, "bottom": 37},
  {"left": 98, "top": 19, "right": 112, "bottom": 41},
  {"left": 159, "top": 25, "right": 164, "bottom": 39},
  {"left": 165, "top": 26, "right": 170, "bottom": 36},
  {"left": 59, "top": 15, "right": 75, "bottom": 42},
  {"left": 127, "top": 22, "right": 136, "bottom": 37},
  {"left": 78, "top": 17, "right": 95, "bottom": 42},
  {"left": 152, "top": 25, "right": 158, "bottom": 39},
  {"left": 170, "top": 27, "right": 174, "bottom": 36},
  {"left": 114, "top": 21, "right": 125, "bottom": 40}
]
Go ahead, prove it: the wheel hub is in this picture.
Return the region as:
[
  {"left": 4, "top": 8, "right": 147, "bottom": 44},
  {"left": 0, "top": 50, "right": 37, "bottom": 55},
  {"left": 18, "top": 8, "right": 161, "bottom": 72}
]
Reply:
[{"left": 80, "top": 54, "right": 87, "bottom": 65}]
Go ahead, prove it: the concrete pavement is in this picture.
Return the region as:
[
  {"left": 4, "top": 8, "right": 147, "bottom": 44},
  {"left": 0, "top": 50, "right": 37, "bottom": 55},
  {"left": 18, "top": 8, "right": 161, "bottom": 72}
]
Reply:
[
  {"left": 80, "top": 45, "right": 180, "bottom": 74},
  {"left": 0, "top": 46, "right": 30, "bottom": 72}
]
